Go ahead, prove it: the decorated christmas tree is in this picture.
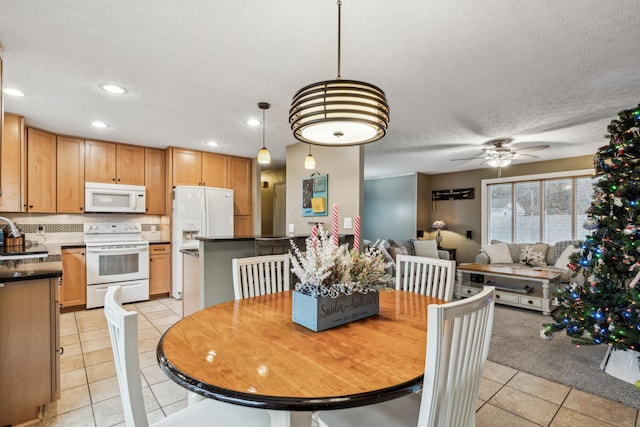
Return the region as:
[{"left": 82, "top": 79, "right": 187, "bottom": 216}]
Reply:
[{"left": 545, "top": 104, "right": 640, "bottom": 353}]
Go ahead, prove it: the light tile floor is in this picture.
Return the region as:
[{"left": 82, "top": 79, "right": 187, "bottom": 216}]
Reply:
[{"left": 32, "top": 298, "right": 640, "bottom": 427}]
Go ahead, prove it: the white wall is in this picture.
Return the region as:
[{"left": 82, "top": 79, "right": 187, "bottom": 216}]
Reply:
[{"left": 285, "top": 143, "right": 363, "bottom": 237}]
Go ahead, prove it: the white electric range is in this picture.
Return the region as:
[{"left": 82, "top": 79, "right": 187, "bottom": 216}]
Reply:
[{"left": 84, "top": 223, "right": 149, "bottom": 309}]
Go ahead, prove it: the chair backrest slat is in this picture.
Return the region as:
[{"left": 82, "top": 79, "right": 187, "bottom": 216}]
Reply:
[
  {"left": 417, "top": 286, "right": 495, "bottom": 427},
  {"left": 104, "top": 286, "right": 150, "bottom": 427},
  {"left": 232, "top": 255, "right": 290, "bottom": 300},
  {"left": 395, "top": 254, "right": 456, "bottom": 301}
]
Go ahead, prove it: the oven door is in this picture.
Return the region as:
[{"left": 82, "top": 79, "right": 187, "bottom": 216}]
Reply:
[{"left": 85, "top": 242, "right": 149, "bottom": 285}]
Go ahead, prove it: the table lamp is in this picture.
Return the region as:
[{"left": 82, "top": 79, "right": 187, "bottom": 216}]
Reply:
[{"left": 432, "top": 220, "right": 447, "bottom": 248}]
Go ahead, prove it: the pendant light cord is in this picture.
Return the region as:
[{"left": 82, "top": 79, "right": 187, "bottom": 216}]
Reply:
[
  {"left": 337, "top": 0, "right": 342, "bottom": 79},
  {"left": 262, "top": 108, "right": 266, "bottom": 149}
]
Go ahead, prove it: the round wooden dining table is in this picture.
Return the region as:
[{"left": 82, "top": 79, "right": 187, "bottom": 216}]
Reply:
[{"left": 157, "top": 289, "right": 444, "bottom": 425}]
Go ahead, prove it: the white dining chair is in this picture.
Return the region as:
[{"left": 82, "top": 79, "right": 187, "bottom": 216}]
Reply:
[
  {"left": 232, "top": 254, "right": 290, "bottom": 300},
  {"left": 396, "top": 254, "right": 456, "bottom": 301},
  {"left": 104, "top": 286, "right": 271, "bottom": 427},
  {"left": 317, "top": 286, "right": 496, "bottom": 427}
]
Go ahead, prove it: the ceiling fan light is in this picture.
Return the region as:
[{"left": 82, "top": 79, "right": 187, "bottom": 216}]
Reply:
[{"left": 488, "top": 158, "right": 511, "bottom": 167}]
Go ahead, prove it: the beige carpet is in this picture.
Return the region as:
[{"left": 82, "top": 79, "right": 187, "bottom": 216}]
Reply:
[{"left": 488, "top": 304, "right": 640, "bottom": 409}]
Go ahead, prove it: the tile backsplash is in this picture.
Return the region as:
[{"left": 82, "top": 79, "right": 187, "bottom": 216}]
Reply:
[{"left": 2, "top": 219, "right": 164, "bottom": 264}]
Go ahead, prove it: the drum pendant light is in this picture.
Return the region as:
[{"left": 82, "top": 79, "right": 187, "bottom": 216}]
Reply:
[
  {"left": 257, "top": 102, "right": 271, "bottom": 164},
  {"left": 289, "top": 0, "right": 390, "bottom": 146}
]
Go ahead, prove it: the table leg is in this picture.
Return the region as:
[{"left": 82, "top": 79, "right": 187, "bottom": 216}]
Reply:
[
  {"left": 266, "top": 410, "right": 313, "bottom": 427},
  {"left": 456, "top": 269, "right": 463, "bottom": 297},
  {"left": 542, "top": 279, "right": 550, "bottom": 315}
]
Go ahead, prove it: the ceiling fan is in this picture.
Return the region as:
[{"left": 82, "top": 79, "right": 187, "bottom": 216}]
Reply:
[{"left": 451, "top": 138, "right": 550, "bottom": 167}]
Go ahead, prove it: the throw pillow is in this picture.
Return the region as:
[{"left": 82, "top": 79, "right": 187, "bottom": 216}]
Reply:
[
  {"left": 554, "top": 244, "right": 579, "bottom": 269},
  {"left": 482, "top": 242, "right": 513, "bottom": 264},
  {"left": 519, "top": 243, "right": 549, "bottom": 267},
  {"left": 412, "top": 239, "right": 439, "bottom": 259},
  {"left": 391, "top": 245, "right": 409, "bottom": 261}
]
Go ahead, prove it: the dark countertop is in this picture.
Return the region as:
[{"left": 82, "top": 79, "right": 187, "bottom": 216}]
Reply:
[
  {"left": 0, "top": 262, "right": 62, "bottom": 282},
  {"left": 0, "top": 243, "right": 48, "bottom": 259},
  {"left": 196, "top": 236, "right": 259, "bottom": 242}
]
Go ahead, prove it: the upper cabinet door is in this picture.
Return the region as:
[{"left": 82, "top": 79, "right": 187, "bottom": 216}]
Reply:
[
  {"left": 201, "top": 152, "right": 228, "bottom": 188},
  {"left": 144, "top": 147, "right": 165, "bottom": 215},
  {"left": 0, "top": 113, "right": 26, "bottom": 212},
  {"left": 116, "top": 144, "right": 145, "bottom": 185},
  {"left": 27, "top": 128, "right": 57, "bottom": 213},
  {"left": 228, "top": 156, "right": 251, "bottom": 216},
  {"left": 56, "top": 136, "right": 85, "bottom": 213},
  {"left": 85, "top": 140, "right": 116, "bottom": 183},
  {"left": 172, "top": 148, "right": 202, "bottom": 186}
]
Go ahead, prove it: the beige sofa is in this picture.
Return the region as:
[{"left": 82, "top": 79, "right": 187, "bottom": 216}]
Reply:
[
  {"left": 474, "top": 240, "right": 583, "bottom": 283},
  {"left": 365, "top": 239, "right": 450, "bottom": 276}
]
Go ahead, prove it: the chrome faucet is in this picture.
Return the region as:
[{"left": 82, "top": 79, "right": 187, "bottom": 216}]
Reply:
[{"left": 0, "top": 216, "right": 22, "bottom": 238}]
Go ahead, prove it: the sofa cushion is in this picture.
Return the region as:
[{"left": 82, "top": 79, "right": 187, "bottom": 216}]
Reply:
[
  {"left": 390, "top": 245, "right": 409, "bottom": 261},
  {"left": 554, "top": 244, "right": 579, "bottom": 269},
  {"left": 411, "top": 239, "right": 439, "bottom": 259},
  {"left": 482, "top": 242, "right": 514, "bottom": 264},
  {"left": 519, "top": 243, "right": 549, "bottom": 267}
]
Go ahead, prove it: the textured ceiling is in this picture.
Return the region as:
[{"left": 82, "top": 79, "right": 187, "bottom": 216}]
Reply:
[{"left": 1, "top": 0, "right": 639, "bottom": 179}]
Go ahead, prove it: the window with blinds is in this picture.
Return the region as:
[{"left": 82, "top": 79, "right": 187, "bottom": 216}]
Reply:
[{"left": 486, "top": 174, "right": 596, "bottom": 245}]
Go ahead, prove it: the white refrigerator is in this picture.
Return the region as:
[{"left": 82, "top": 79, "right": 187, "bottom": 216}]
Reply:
[{"left": 172, "top": 186, "right": 234, "bottom": 299}]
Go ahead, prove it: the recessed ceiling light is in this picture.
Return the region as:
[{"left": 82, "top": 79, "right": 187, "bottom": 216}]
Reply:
[
  {"left": 91, "top": 121, "right": 108, "bottom": 128},
  {"left": 246, "top": 119, "right": 261, "bottom": 126},
  {"left": 206, "top": 141, "right": 219, "bottom": 147},
  {"left": 100, "top": 84, "right": 127, "bottom": 94},
  {"left": 3, "top": 88, "right": 25, "bottom": 97}
]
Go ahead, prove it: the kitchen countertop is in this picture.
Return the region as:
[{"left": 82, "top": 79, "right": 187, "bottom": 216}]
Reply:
[
  {"left": 0, "top": 242, "right": 49, "bottom": 258},
  {"left": 0, "top": 262, "right": 62, "bottom": 282}
]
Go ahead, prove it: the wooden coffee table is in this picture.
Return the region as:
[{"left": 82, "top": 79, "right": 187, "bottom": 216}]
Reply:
[{"left": 456, "top": 263, "right": 561, "bottom": 314}]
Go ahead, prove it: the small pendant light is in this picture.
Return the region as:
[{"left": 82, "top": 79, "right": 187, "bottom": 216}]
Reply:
[
  {"left": 257, "top": 102, "right": 271, "bottom": 164},
  {"left": 304, "top": 144, "right": 316, "bottom": 169}
]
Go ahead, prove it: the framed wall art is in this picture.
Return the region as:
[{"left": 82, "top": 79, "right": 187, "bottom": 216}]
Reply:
[{"left": 302, "top": 173, "right": 328, "bottom": 217}]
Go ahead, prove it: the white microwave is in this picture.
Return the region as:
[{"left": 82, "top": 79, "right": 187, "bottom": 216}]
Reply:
[{"left": 85, "top": 182, "right": 146, "bottom": 213}]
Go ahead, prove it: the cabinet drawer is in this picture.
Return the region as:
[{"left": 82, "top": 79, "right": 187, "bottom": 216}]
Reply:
[
  {"left": 460, "top": 285, "right": 482, "bottom": 297},
  {"left": 520, "top": 296, "right": 542, "bottom": 307},
  {"left": 150, "top": 244, "right": 171, "bottom": 254},
  {"left": 494, "top": 292, "right": 519, "bottom": 303}
]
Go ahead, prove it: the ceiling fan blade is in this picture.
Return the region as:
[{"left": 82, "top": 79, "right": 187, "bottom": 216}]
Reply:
[
  {"left": 451, "top": 156, "right": 484, "bottom": 161},
  {"left": 512, "top": 144, "right": 550, "bottom": 154},
  {"left": 512, "top": 153, "right": 539, "bottom": 159}
]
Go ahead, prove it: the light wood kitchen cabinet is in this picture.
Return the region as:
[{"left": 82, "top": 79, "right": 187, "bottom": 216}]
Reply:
[
  {"left": 57, "top": 136, "right": 85, "bottom": 213},
  {"left": 27, "top": 128, "right": 57, "bottom": 212},
  {"left": 172, "top": 148, "right": 202, "bottom": 186},
  {"left": 202, "top": 152, "right": 228, "bottom": 188},
  {"left": 171, "top": 148, "right": 228, "bottom": 188},
  {"left": 0, "top": 113, "right": 26, "bottom": 212},
  {"left": 228, "top": 155, "right": 252, "bottom": 216},
  {"left": 61, "top": 248, "right": 86, "bottom": 309},
  {"left": 85, "top": 140, "right": 144, "bottom": 185},
  {"left": 84, "top": 140, "right": 116, "bottom": 183},
  {"left": 0, "top": 277, "right": 61, "bottom": 426},
  {"left": 234, "top": 215, "right": 252, "bottom": 237},
  {"left": 117, "top": 144, "right": 145, "bottom": 185},
  {"left": 149, "top": 244, "right": 171, "bottom": 297},
  {"left": 145, "top": 147, "right": 166, "bottom": 215}
]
